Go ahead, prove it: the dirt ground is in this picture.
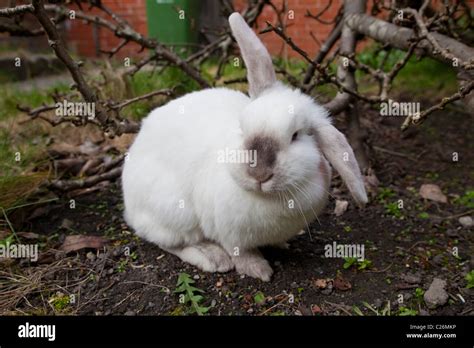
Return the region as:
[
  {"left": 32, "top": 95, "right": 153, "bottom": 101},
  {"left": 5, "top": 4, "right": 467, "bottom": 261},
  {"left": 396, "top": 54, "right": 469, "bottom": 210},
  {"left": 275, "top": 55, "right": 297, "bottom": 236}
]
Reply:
[{"left": 1, "top": 103, "right": 473, "bottom": 316}]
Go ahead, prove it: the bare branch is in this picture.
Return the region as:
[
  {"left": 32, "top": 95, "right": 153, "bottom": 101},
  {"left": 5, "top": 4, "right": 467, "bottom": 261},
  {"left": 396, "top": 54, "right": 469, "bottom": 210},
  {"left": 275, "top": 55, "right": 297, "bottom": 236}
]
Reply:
[
  {"left": 44, "top": 4, "right": 210, "bottom": 88},
  {"left": 49, "top": 166, "right": 123, "bottom": 192},
  {"left": 108, "top": 88, "right": 174, "bottom": 110},
  {"left": 401, "top": 79, "right": 474, "bottom": 130},
  {"left": 0, "top": 4, "right": 34, "bottom": 17}
]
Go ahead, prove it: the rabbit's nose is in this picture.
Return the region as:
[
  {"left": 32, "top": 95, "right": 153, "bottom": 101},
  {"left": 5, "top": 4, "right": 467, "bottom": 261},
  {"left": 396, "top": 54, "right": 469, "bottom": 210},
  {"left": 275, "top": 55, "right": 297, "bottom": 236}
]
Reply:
[
  {"left": 248, "top": 168, "right": 273, "bottom": 184},
  {"left": 260, "top": 173, "right": 274, "bottom": 184}
]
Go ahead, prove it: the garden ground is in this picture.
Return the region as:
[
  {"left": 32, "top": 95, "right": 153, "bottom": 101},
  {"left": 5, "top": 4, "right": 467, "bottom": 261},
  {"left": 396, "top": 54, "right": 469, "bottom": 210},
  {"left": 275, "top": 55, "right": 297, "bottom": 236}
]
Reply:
[{"left": 1, "top": 98, "right": 472, "bottom": 316}]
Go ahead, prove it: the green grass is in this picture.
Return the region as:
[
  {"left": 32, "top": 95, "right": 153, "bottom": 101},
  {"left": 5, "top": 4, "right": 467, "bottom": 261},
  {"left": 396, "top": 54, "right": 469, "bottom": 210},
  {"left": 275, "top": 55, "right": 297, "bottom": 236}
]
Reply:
[
  {"left": 466, "top": 270, "right": 474, "bottom": 289},
  {"left": 357, "top": 44, "right": 458, "bottom": 97},
  {"left": 454, "top": 190, "right": 474, "bottom": 209},
  {"left": 343, "top": 257, "right": 372, "bottom": 271},
  {"left": 0, "top": 84, "right": 69, "bottom": 211},
  {"left": 124, "top": 66, "right": 202, "bottom": 120},
  {"left": 0, "top": 83, "right": 69, "bottom": 122}
]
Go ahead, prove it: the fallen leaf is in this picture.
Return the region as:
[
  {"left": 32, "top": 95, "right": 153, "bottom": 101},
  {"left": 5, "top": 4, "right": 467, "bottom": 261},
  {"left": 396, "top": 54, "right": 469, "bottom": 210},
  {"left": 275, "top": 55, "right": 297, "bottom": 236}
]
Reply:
[
  {"left": 48, "top": 142, "right": 82, "bottom": 157},
  {"left": 29, "top": 205, "right": 53, "bottom": 220},
  {"left": 419, "top": 184, "right": 447, "bottom": 203},
  {"left": 78, "top": 140, "right": 101, "bottom": 156},
  {"left": 311, "top": 304, "right": 323, "bottom": 315},
  {"left": 254, "top": 291, "right": 266, "bottom": 304},
  {"left": 334, "top": 276, "right": 352, "bottom": 291},
  {"left": 17, "top": 232, "right": 40, "bottom": 240},
  {"left": 60, "top": 219, "right": 74, "bottom": 230},
  {"left": 109, "top": 133, "right": 135, "bottom": 152},
  {"left": 313, "top": 278, "right": 328, "bottom": 289},
  {"left": 60, "top": 235, "right": 108, "bottom": 253},
  {"left": 334, "top": 200, "right": 349, "bottom": 217},
  {"left": 297, "top": 304, "right": 312, "bottom": 316},
  {"left": 364, "top": 168, "right": 380, "bottom": 195}
]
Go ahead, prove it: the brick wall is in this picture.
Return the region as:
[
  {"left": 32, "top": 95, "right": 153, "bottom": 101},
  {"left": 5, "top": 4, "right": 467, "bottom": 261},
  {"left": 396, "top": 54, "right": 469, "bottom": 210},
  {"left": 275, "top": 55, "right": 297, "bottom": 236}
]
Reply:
[
  {"left": 234, "top": 0, "right": 343, "bottom": 58},
  {"left": 62, "top": 0, "right": 473, "bottom": 59},
  {"left": 65, "top": 0, "right": 148, "bottom": 58},
  {"left": 65, "top": 0, "right": 343, "bottom": 58}
]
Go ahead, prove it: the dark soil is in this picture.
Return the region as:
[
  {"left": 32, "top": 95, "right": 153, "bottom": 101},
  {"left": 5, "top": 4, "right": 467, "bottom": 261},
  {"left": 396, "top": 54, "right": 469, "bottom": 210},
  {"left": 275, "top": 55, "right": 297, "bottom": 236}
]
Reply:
[{"left": 2, "top": 105, "right": 473, "bottom": 316}]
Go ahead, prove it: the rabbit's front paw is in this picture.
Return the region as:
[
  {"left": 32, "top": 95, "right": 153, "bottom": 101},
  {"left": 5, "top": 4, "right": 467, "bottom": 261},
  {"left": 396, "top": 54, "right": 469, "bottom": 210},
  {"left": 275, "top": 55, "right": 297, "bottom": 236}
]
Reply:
[
  {"left": 196, "top": 242, "right": 234, "bottom": 273},
  {"left": 164, "top": 242, "right": 234, "bottom": 273},
  {"left": 233, "top": 249, "right": 273, "bottom": 282}
]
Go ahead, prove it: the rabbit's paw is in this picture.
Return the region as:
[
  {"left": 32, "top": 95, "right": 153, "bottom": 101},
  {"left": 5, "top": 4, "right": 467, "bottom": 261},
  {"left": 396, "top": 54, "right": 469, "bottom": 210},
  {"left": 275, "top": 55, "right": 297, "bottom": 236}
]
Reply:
[
  {"left": 165, "top": 242, "right": 234, "bottom": 273},
  {"left": 195, "top": 242, "right": 234, "bottom": 273},
  {"left": 232, "top": 249, "right": 273, "bottom": 282}
]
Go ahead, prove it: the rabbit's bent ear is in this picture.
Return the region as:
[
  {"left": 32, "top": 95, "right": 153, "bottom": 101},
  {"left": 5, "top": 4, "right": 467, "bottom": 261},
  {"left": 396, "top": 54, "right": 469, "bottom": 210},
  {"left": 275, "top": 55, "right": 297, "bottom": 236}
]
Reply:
[
  {"left": 315, "top": 125, "right": 368, "bottom": 207},
  {"left": 229, "top": 12, "right": 277, "bottom": 99}
]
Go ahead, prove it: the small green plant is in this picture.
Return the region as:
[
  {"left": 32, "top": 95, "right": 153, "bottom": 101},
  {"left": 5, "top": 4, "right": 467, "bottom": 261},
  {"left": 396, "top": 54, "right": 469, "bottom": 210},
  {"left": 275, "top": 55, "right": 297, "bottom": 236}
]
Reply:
[
  {"left": 343, "top": 257, "right": 372, "bottom": 270},
  {"left": 418, "top": 212, "right": 430, "bottom": 219},
  {"left": 398, "top": 307, "right": 418, "bottom": 316},
  {"left": 357, "top": 259, "right": 372, "bottom": 270},
  {"left": 454, "top": 190, "right": 474, "bottom": 209},
  {"left": 343, "top": 257, "right": 357, "bottom": 269},
  {"left": 352, "top": 305, "right": 364, "bottom": 316},
  {"left": 377, "top": 187, "right": 396, "bottom": 202},
  {"left": 353, "top": 301, "right": 391, "bottom": 316},
  {"left": 174, "top": 273, "right": 210, "bottom": 315},
  {"left": 415, "top": 287, "right": 424, "bottom": 299},
  {"left": 385, "top": 202, "right": 403, "bottom": 218},
  {"left": 465, "top": 270, "right": 474, "bottom": 289},
  {"left": 117, "top": 259, "right": 128, "bottom": 273},
  {"left": 48, "top": 292, "right": 71, "bottom": 312},
  {"left": 343, "top": 226, "right": 352, "bottom": 233},
  {"left": 253, "top": 291, "right": 266, "bottom": 304},
  {"left": 0, "top": 233, "right": 14, "bottom": 247}
]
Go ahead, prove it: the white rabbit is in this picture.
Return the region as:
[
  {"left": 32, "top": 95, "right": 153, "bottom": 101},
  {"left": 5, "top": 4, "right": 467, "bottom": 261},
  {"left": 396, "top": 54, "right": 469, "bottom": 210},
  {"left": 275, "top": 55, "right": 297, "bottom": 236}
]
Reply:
[{"left": 122, "top": 13, "right": 368, "bottom": 281}]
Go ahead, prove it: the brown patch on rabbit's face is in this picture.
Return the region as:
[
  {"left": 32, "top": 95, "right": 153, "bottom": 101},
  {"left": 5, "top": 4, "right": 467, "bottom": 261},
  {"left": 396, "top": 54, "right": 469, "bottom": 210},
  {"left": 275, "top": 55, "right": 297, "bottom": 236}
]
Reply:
[{"left": 244, "top": 134, "right": 279, "bottom": 184}]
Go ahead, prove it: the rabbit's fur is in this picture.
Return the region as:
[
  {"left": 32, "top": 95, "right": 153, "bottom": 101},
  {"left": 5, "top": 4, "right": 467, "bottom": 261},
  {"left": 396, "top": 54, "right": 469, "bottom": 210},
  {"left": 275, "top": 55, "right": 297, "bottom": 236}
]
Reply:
[{"left": 122, "top": 13, "right": 367, "bottom": 281}]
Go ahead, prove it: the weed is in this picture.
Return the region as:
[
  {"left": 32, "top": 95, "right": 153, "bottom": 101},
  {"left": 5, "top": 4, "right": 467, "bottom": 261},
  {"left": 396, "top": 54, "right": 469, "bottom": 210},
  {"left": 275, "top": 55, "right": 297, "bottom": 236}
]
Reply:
[
  {"left": 418, "top": 212, "right": 430, "bottom": 219},
  {"left": 415, "top": 288, "right": 425, "bottom": 299},
  {"left": 384, "top": 201, "right": 403, "bottom": 219},
  {"left": 343, "top": 257, "right": 372, "bottom": 271},
  {"left": 398, "top": 306, "right": 418, "bottom": 316},
  {"left": 254, "top": 291, "right": 266, "bottom": 304},
  {"left": 466, "top": 270, "right": 474, "bottom": 289},
  {"left": 174, "top": 273, "right": 210, "bottom": 315},
  {"left": 454, "top": 190, "right": 474, "bottom": 209},
  {"left": 377, "top": 187, "right": 396, "bottom": 202}
]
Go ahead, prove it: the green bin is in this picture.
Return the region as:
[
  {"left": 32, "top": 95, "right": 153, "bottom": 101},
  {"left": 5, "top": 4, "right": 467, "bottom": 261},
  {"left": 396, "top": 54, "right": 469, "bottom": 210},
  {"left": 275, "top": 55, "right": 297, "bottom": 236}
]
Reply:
[{"left": 146, "top": 0, "right": 200, "bottom": 51}]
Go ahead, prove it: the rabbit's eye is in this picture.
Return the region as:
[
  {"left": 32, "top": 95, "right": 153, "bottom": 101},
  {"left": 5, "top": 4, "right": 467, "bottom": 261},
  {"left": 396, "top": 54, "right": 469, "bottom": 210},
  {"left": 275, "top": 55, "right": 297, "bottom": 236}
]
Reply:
[{"left": 291, "top": 131, "right": 298, "bottom": 142}]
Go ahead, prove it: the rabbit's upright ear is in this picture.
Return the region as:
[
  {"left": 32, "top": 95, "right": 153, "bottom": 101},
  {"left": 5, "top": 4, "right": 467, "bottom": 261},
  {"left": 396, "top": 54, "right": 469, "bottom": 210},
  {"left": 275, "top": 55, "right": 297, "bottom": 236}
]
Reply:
[
  {"left": 229, "top": 12, "right": 277, "bottom": 98},
  {"left": 315, "top": 125, "right": 368, "bottom": 207}
]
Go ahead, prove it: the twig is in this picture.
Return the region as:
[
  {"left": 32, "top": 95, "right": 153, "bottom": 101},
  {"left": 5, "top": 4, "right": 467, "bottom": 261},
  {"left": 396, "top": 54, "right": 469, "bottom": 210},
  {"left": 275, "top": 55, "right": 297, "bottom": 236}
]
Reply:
[
  {"left": 49, "top": 166, "right": 123, "bottom": 192},
  {"left": 108, "top": 88, "right": 174, "bottom": 110},
  {"left": 372, "top": 146, "right": 418, "bottom": 161},
  {"left": 401, "top": 80, "right": 474, "bottom": 130}
]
